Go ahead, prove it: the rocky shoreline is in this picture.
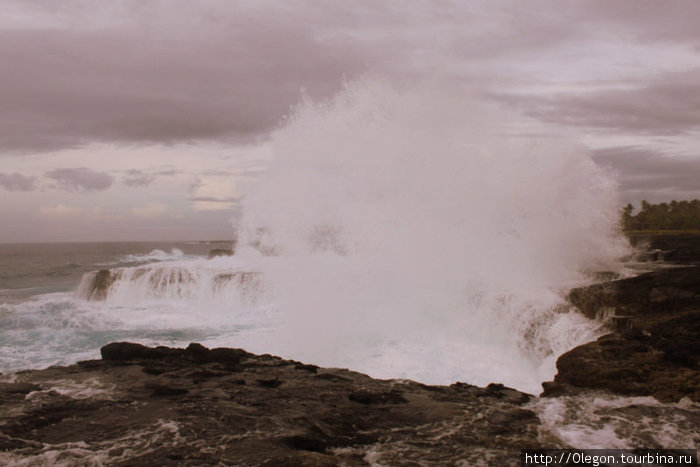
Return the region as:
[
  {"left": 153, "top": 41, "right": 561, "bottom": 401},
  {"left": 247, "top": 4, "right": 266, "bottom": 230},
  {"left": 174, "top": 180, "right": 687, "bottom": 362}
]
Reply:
[
  {"left": 2, "top": 342, "right": 542, "bottom": 465},
  {"left": 1, "top": 234, "right": 698, "bottom": 465},
  {"left": 542, "top": 234, "right": 700, "bottom": 402}
]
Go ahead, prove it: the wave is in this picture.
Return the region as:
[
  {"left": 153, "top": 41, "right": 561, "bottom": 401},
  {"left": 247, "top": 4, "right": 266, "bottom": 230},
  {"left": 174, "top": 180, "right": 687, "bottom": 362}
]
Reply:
[
  {"left": 75, "top": 260, "right": 264, "bottom": 305},
  {"left": 117, "top": 248, "right": 190, "bottom": 265}
]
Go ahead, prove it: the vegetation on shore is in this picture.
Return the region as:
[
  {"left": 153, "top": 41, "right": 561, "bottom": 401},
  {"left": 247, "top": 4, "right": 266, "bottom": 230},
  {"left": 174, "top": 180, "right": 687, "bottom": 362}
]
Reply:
[{"left": 621, "top": 199, "right": 700, "bottom": 232}]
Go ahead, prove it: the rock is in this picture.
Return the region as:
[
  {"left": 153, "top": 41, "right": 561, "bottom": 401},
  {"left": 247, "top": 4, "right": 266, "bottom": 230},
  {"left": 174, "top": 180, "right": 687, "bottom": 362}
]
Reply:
[
  {"left": 0, "top": 382, "right": 41, "bottom": 394},
  {"left": 550, "top": 322, "right": 700, "bottom": 402},
  {"left": 208, "top": 248, "right": 234, "bottom": 258},
  {"left": 148, "top": 384, "right": 189, "bottom": 397},
  {"left": 256, "top": 378, "right": 283, "bottom": 388},
  {"left": 628, "top": 233, "right": 700, "bottom": 264},
  {"left": 81, "top": 269, "right": 115, "bottom": 300},
  {"left": 101, "top": 342, "right": 182, "bottom": 361},
  {"left": 347, "top": 390, "right": 408, "bottom": 404},
  {"left": 208, "top": 347, "right": 250, "bottom": 364},
  {"left": 567, "top": 266, "right": 700, "bottom": 320},
  {"left": 0, "top": 343, "right": 539, "bottom": 465},
  {"left": 547, "top": 236, "right": 700, "bottom": 401}
]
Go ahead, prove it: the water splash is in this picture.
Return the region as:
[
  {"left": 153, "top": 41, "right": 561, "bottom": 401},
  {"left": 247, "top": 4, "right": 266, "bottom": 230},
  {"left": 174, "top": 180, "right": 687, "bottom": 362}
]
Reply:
[{"left": 236, "top": 77, "right": 629, "bottom": 393}]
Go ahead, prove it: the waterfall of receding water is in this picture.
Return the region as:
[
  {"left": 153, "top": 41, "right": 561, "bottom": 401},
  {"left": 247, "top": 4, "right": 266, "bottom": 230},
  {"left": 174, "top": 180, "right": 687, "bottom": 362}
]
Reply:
[{"left": 235, "top": 77, "right": 630, "bottom": 393}]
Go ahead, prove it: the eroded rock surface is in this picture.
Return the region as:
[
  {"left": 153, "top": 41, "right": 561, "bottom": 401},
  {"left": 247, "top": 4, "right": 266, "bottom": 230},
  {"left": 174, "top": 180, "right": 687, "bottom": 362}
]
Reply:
[{"left": 0, "top": 343, "right": 541, "bottom": 466}]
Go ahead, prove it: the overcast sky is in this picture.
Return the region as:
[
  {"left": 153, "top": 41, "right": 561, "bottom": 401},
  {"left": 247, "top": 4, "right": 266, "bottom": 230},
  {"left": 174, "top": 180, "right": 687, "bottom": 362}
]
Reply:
[{"left": 1, "top": 1, "right": 699, "bottom": 242}]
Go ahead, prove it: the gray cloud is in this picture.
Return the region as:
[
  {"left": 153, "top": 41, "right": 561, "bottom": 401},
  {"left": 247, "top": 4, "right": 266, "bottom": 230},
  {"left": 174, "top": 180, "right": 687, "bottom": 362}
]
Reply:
[
  {"left": 504, "top": 70, "right": 700, "bottom": 135},
  {"left": 593, "top": 146, "right": 700, "bottom": 203},
  {"left": 0, "top": 4, "right": 369, "bottom": 153},
  {"left": 577, "top": 1, "right": 700, "bottom": 44},
  {"left": 122, "top": 169, "right": 155, "bottom": 188},
  {"left": 46, "top": 167, "right": 114, "bottom": 192},
  {"left": 3, "top": 1, "right": 700, "bottom": 154},
  {"left": 0, "top": 172, "right": 36, "bottom": 191}
]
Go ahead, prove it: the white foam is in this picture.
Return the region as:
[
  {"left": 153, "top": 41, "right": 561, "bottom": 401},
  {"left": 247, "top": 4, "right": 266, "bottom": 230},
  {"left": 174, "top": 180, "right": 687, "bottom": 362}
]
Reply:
[
  {"left": 118, "top": 248, "right": 188, "bottom": 264},
  {"left": 0, "top": 419, "right": 184, "bottom": 466},
  {"left": 25, "top": 378, "right": 115, "bottom": 400},
  {"left": 534, "top": 394, "right": 700, "bottom": 449}
]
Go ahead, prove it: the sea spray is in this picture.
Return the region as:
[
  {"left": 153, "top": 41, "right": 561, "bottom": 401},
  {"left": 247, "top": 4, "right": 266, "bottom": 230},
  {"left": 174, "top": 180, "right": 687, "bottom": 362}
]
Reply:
[{"left": 237, "top": 77, "right": 630, "bottom": 393}]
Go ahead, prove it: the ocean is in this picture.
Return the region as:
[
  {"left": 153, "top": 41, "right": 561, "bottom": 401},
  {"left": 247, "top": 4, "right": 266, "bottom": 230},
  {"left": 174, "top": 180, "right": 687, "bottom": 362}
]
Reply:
[
  {"left": 0, "top": 241, "right": 237, "bottom": 373},
  {"left": 0, "top": 239, "right": 604, "bottom": 393}
]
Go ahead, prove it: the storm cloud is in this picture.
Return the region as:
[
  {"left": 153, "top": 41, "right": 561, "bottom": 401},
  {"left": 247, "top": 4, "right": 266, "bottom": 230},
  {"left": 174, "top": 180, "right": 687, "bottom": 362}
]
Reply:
[
  {"left": 594, "top": 147, "right": 700, "bottom": 203},
  {"left": 2, "top": 1, "right": 700, "bottom": 153},
  {"left": 45, "top": 167, "right": 114, "bottom": 192},
  {"left": 508, "top": 70, "right": 700, "bottom": 136},
  {"left": 0, "top": 4, "right": 369, "bottom": 153}
]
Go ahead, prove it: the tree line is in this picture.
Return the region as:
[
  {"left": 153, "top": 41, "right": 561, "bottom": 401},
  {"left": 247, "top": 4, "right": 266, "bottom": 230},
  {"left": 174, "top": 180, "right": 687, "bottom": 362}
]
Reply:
[{"left": 622, "top": 199, "right": 700, "bottom": 231}]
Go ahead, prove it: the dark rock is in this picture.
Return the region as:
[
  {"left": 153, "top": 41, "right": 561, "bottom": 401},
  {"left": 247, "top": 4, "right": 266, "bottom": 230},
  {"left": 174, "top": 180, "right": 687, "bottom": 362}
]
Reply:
[
  {"left": 567, "top": 266, "right": 700, "bottom": 320},
  {"left": 208, "top": 248, "right": 234, "bottom": 259},
  {"left": 257, "top": 378, "right": 283, "bottom": 388},
  {"left": 348, "top": 390, "right": 408, "bottom": 404},
  {"left": 279, "top": 434, "right": 328, "bottom": 452},
  {"left": 148, "top": 384, "right": 189, "bottom": 397},
  {"left": 550, "top": 318, "right": 700, "bottom": 402},
  {"left": 477, "top": 383, "right": 533, "bottom": 404},
  {"left": 184, "top": 342, "right": 210, "bottom": 361},
  {"left": 295, "top": 363, "right": 319, "bottom": 373},
  {"left": 545, "top": 234, "right": 700, "bottom": 401},
  {"left": 314, "top": 373, "right": 352, "bottom": 382},
  {"left": 209, "top": 347, "right": 250, "bottom": 365},
  {"left": 0, "top": 382, "right": 41, "bottom": 394},
  {"left": 101, "top": 342, "right": 182, "bottom": 361},
  {"left": 0, "top": 342, "right": 543, "bottom": 465},
  {"left": 628, "top": 233, "right": 700, "bottom": 264},
  {"left": 541, "top": 381, "right": 575, "bottom": 398},
  {"left": 83, "top": 269, "right": 115, "bottom": 300}
]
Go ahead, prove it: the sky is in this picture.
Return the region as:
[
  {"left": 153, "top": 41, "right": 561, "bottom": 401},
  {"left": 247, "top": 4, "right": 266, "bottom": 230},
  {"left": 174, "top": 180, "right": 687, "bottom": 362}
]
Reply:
[{"left": 1, "top": 1, "right": 699, "bottom": 242}]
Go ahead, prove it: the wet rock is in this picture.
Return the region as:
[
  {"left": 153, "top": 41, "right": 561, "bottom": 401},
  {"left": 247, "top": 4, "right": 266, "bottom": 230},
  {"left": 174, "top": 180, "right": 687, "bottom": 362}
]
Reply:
[
  {"left": 347, "top": 390, "right": 407, "bottom": 404},
  {"left": 148, "top": 384, "right": 189, "bottom": 397},
  {"left": 101, "top": 342, "right": 182, "bottom": 361},
  {"left": 256, "top": 378, "right": 283, "bottom": 388},
  {"left": 629, "top": 233, "right": 700, "bottom": 264},
  {"left": 81, "top": 269, "right": 115, "bottom": 300},
  {"left": 208, "top": 248, "right": 234, "bottom": 259},
  {"left": 550, "top": 313, "right": 700, "bottom": 401},
  {"left": 548, "top": 235, "right": 700, "bottom": 401},
  {"left": 208, "top": 347, "right": 250, "bottom": 365},
  {"left": 567, "top": 266, "right": 700, "bottom": 320},
  {"left": 0, "top": 382, "right": 41, "bottom": 394},
  {"left": 0, "top": 343, "right": 540, "bottom": 465}
]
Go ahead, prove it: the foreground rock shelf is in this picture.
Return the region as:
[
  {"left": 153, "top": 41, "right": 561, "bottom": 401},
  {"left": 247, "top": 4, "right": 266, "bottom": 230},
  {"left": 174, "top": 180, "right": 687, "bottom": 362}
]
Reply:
[{"left": 1, "top": 342, "right": 541, "bottom": 466}]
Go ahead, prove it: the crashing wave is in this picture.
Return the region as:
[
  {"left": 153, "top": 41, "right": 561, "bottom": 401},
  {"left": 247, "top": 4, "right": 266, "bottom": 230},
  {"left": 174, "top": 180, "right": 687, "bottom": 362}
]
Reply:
[{"left": 75, "top": 263, "right": 264, "bottom": 304}]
